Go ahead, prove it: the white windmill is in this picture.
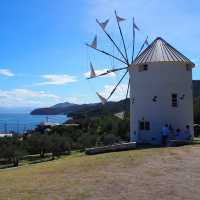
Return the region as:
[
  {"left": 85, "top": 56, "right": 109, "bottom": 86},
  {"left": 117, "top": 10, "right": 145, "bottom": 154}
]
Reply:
[{"left": 86, "top": 11, "right": 195, "bottom": 145}]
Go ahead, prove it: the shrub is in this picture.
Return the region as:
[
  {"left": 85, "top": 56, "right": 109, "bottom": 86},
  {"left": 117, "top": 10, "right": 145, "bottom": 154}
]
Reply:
[{"left": 102, "top": 134, "right": 119, "bottom": 146}]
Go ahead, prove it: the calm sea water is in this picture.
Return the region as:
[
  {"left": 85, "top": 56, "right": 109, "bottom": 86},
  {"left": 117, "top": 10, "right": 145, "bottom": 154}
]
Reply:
[{"left": 0, "top": 113, "right": 67, "bottom": 133}]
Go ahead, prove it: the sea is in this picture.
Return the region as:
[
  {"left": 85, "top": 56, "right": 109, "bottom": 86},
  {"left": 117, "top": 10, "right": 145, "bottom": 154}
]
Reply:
[{"left": 0, "top": 113, "right": 67, "bottom": 133}]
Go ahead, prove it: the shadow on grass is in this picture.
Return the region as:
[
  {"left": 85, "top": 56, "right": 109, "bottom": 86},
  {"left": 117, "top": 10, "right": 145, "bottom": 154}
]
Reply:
[
  {"left": 136, "top": 139, "right": 200, "bottom": 150},
  {"left": 28, "top": 157, "right": 53, "bottom": 165},
  {"left": 0, "top": 163, "right": 15, "bottom": 169},
  {"left": 0, "top": 155, "right": 55, "bottom": 169},
  {"left": 86, "top": 139, "right": 200, "bottom": 156},
  {"left": 0, "top": 152, "right": 71, "bottom": 169},
  {"left": 23, "top": 153, "right": 51, "bottom": 162}
]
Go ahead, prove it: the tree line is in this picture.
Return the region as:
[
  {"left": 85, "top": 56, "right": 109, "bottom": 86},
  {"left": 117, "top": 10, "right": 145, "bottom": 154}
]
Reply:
[{"left": 0, "top": 115, "right": 130, "bottom": 167}]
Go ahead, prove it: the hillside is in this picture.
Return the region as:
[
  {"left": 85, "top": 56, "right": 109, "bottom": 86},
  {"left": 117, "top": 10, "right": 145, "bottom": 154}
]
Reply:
[
  {"left": 30, "top": 103, "right": 79, "bottom": 115},
  {"left": 0, "top": 145, "right": 200, "bottom": 200},
  {"left": 31, "top": 99, "right": 130, "bottom": 117}
]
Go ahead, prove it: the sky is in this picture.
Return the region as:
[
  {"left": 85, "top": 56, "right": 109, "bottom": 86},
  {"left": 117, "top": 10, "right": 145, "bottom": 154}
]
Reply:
[{"left": 0, "top": 0, "right": 199, "bottom": 109}]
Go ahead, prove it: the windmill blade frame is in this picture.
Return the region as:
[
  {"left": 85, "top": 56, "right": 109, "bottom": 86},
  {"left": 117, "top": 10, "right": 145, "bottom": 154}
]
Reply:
[
  {"left": 114, "top": 10, "right": 129, "bottom": 63},
  {"left": 131, "top": 18, "right": 136, "bottom": 63},
  {"left": 135, "top": 36, "right": 149, "bottom": 59},
  {"left": 96, "top": 19, "right": 128, "bottom": 64},
  {"left": 87, "top": 66, "right": 128, "bottom": 79},
  {"left": 86, "top": 11, "right": 142, "bottom": 111},
  {"left": 106, "top": 70, "right": 128, "bottom": 101},
  {"left": 86, "top": 43, "right": 127, "bottom": 65}
]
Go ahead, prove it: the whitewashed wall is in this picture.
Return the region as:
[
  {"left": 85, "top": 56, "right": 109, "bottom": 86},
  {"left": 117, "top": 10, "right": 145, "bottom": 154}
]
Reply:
[{"left": 129, "top": 62, "right": 194, "bottom": 144}]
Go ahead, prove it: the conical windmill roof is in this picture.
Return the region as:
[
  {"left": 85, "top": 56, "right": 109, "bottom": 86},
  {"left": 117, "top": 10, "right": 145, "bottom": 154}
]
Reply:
[{"left": 133, "top": 37, "right": 195, "bottom": 67}]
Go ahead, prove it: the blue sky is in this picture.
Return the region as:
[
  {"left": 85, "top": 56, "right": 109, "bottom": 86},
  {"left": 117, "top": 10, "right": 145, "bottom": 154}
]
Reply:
[{"left": 0, "top": 0, "right": 199, "bottom": 108}]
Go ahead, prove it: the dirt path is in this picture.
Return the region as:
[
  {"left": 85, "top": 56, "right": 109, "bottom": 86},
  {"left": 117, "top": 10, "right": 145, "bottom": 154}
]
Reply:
[{"left": 89, "top": 146, "right": 200, "bottom": 200}]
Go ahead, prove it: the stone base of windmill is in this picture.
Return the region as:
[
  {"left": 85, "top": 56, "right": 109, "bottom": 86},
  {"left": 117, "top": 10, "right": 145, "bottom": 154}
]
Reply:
[
  {"left": 167, "top": 139, "right": 192, "bottom": 147},
  {"left": 85, "top": 138, "right": 193, "bottom": 155},
  {"left": 85, "top": 142, "right": 136, "bottom": 155}
]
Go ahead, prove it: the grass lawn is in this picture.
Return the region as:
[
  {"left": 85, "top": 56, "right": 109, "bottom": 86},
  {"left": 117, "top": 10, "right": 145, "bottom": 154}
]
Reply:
[{"left": 0, "top": 144, "right": 200, "bottom": 200}]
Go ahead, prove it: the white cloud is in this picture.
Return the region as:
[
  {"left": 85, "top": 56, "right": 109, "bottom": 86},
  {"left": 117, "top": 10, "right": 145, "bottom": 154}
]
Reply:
[
  {"left": 37, "top": 74, "right": 77, "bottom": 85},
  {"left": 0, "top": 69, "right": 14, "bottom": 77},
  {"left": 99, "top": 83, "right": 129, "bottom": 102},
  {"left": 84, "top": 69, "right": 116, "bottom": 78},
  {"left": 0, "top": 89, "right": 60, "bottom": 107}
]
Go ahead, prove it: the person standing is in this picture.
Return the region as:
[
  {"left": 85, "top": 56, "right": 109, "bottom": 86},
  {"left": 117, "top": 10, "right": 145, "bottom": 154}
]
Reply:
[
  {"left": 185, "top": 125, "right": 192, "bottom": 142},
  {"left": 169, "top": 125, "right": 175, "bottom": 145},
  {"left": 162, "top": 124, "right": 169, "bottom": 146}
]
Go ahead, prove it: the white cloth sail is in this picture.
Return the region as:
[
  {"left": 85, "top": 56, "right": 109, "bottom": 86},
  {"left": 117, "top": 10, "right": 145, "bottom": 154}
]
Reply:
[
  {"left": 114, "top": 111, "right": 125, "bottom": 120},
  {"left": 96, "top": 19, "right": 109, "bottom": 30},
  {"left": 116, "top": 15, "right": 126, "bottom": 22},
  {"left": 144, "top": 36, "right": 149, "bottom": 46},
  {"left": 90, "top": 35, "right": 97, "bottom": 49},
  {"left": 96, "top": 92, "right": 107, "bottom": 104},
  {"left": 90, "top": 62, "right": 96, "bottom": 78},
  {"left": 133, "top": 17, "right": 140, "bottom": 31}
]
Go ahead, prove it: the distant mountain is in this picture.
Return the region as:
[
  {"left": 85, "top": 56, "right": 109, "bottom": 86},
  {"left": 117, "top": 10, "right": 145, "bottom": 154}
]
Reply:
[
  {"left": 30, "top": 100, "right": 129, "bottom": 117},
  {"left": 30, "top": 102, "right": 78, "bottom": 115},
  {"left": 67, "top": 99, "right": 130, "bottom": 119},
  {"left": 51, "top": 102, "right": 78, "bottom": 109}
]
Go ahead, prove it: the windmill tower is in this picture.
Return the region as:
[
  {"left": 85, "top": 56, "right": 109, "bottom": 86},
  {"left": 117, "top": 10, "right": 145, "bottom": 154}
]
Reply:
[
  {"left": 130, "top": 37, "right": 195, "bottom": 144},
  {"left": 86, "top": 12, "right": 195, "bottom": 145}
]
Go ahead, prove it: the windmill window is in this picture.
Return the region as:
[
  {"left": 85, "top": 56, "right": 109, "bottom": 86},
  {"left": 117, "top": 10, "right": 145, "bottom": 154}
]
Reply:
[
  {"left": 172, "top": 93, "right": 178, "bottom": 107},
  {"left": 145, "top": 121, "right": 150, "bottom": 130},
  {"left": 139, "top": 121, "right": 150, "bottom": 130},
  {"left": 139, "top": 121, "right": 145, "bottom": 130},
  {"left": 143, "top": 64, "right": 148, "bottom": 71},
  {"left": 152, "top": 96, "right": 158, "bottom": 102}
]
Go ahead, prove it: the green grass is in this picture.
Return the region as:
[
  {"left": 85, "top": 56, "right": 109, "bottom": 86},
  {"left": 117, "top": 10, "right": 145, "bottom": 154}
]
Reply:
[{"left": 0, "top": 144, "right": 200, "bottom": 200}]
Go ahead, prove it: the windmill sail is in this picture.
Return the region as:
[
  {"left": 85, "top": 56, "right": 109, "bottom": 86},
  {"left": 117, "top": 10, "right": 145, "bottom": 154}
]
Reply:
[
  {"left": 144, "top": 36, "right": 149, "bottom": 46},
  {"left": 89, "top": 62, "right": 96, "bottom": 78},
  {"left": 116, "top": 15, "right": 126, "bottom": 22},
  {"left": 96, "top": 92, "right": 107, "bottom": 104},
  {"left": 89, "top": 35, "right": 97, "bottom": 49},
  {"left": 114, "top": 111, "right": 125, "bottom": 120},
  {"left": 96, "top": 19, "right": 109, "bottom": 30},
  {"left": 133, "top": 17, "right": 140, "bottom": 31}
]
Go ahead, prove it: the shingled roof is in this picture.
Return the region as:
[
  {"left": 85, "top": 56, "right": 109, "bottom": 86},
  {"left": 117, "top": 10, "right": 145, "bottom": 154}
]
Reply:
[{"left": 133, "top": 37, "right": 195, "bottom": 67}]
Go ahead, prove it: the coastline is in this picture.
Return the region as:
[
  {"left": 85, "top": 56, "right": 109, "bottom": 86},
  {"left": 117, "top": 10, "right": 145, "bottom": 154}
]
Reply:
[{"left": 0, "top": 113, "right": 67, "bottom": 133}]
